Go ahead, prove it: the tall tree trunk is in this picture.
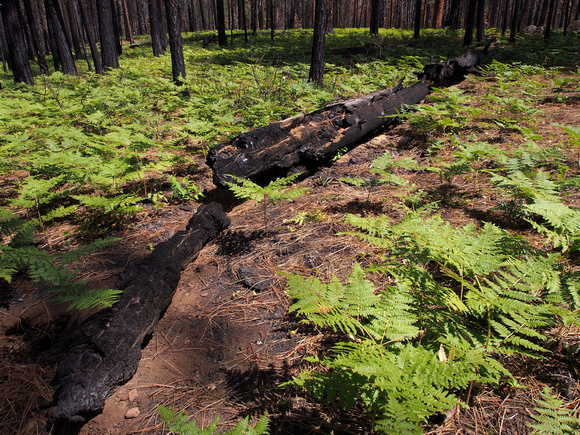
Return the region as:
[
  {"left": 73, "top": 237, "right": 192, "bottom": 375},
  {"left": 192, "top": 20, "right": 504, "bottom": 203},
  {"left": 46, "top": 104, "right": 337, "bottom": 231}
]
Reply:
[
  {"left": 77, "top": 0, "right": 104, "bottom": 74},
  {"left": 309, "top": 0, "right": 326, "bottom": 87},
  {"left": 432, "top": 0, "right": 445, "bottom": 27},
  {"left": 216, "top": 0, "right": 227, "bottom": 46},
  {"left": 149, "top": 0, "right": 167, "bottom": 56},
  {"left": 501, "top": 0, "right": 511, "bottom": 34},
  {"left": 509, "top": 0, "right": 521, "bottom": 42},
  {"left": 446, "top": 0, "right": 463, "bottom": 30},
  {"left": 121, "top": 0, "right": 135, "bottom": 44},
  {"left": 1, "top": 0, "right": 35, "bottom": 83},
  {"left": 45, "top": 0, "right": 78, "bottom": 75},
  {"left": 464, "top": 0, "right": 478, "bottom": 45},
  {"left": 251, "top": 0, "right": 257, "bottom": 34},
  {"left": 413, "top": 0, "right": 422, "bottom": 38},
  {"left": 544, "top": 0, "right": 557, "bottom": 38},
  {"left": 197, "top": 0, "right": 207, "bottom": 29},
  {"left": 239, "top": 0, "right": 248, "bottom": 42},
  {"left": 269, "top": 0, "right": 275, "bottom": 38},
  {"left": 22, "top": 0, "right": 49, "bottom": 74},
  {"left": 164, "top": 0, "right": 185, "bottom": 84},
  {"left": 97, "top": 0, "right": 120, "bottom": 68},
  {"left": 370, "top": 0, "right": 381, "bottom": 34},
  {"left": 476, "top": 0, "right": 486, "bottom": 41}
]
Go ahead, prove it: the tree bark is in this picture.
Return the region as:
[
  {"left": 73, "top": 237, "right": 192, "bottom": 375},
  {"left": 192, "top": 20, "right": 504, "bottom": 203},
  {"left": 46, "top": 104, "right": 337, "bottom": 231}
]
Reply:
[
  {"left": 413, "top": 0, "right": 422, "bottom": 38},
  {"left": 509, "top": 0, "right": 521, "bottom": 41},
  {"left": 309, "top": 0, "right": 327, "bottom": 86},
  {"left": 464, "top": 0, "right": 478, "bottom": 45},
  {"left": 208, "top": 81, "right": 429, "bottom": 187},
  {"left": 44, "top": 0, "right": 78, "bottom": 75},
  {"left": 477, "top": 0, "right": 486, "bottom": 41},
  {"left": 51, "top": 203, "right": 230, "bottom": 423},
  {"left": 77, "top": 0, "right": 104, "bottom": 74},
  {"left": 370, "top": 0, "right": 381, "bottom": 34},
  {"left": 208, "top": 44, "right": 493, "bottom": 188},
  {"left": 216, "top": 0, "right": 227, "bottom": 46},
  {"left": 149, "top": 0, "right": 168, "bottom": 56},
  {"left": 544, "top": 0, "right": 557, "bottom": 38},
  {"left": 165, "top": 0, "right": 186, "bottom": 84},
  {"left": 1, "top": 0, "right": 35, "bottom": 83},
  {"left": 97, "top": 0, "right": 120, "bottom": 68}
]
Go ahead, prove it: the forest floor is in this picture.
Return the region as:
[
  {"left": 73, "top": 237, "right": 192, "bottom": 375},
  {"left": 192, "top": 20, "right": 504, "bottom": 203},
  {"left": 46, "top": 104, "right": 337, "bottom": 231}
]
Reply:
[{"left": 1, "top": 69, "right": 580, "bottom": 434}]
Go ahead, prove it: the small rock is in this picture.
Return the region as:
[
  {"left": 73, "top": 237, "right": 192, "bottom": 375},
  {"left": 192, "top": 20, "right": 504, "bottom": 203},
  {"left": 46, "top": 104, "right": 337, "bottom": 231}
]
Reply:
[
  {"left": 237, "top": 265, "right": 272, "bottom": 292},
  {"left": 125, "top": 407, "right": 140, "bottom": 419},
  {"left": 128, "top": 389, "right": 138, "bottom": 402}
]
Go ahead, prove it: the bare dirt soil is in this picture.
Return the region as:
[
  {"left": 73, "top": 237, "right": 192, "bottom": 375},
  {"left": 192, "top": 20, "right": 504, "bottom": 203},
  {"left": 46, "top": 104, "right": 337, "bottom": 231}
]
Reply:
[{"left": 1, "top": 74, "right": 579, "bottom": 434}]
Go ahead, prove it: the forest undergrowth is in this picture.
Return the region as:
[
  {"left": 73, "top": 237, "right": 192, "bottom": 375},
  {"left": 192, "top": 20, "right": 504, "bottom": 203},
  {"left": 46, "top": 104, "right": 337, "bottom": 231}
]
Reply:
[{"left": 1, "top": 28, "right": 580, "bottom": 434}]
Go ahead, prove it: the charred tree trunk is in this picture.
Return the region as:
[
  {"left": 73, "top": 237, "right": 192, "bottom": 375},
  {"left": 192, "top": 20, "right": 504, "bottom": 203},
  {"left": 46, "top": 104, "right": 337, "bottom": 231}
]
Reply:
[
  {"left": 44, "top": 0, "right": 78, "bottom": 75},
  {"left": 149, "top": 0, "right": 168, "bottom": 56},
  {"left": 97, "top": 0, "right": 121, "bottom": 68},
  {"left": 77, "top": 0, "right": 104, "bottom": 74},
  {"left": 51, "top": 203, "right": 230, "bottom": 423},
  {"left": 309, "top": 0, "right": 327, "bottom": 86},
  {"left": 464, "top": 0, "right": 478, "bottom": 45},
  {"left": 165, "top": 0, "right": 186, "bottom": 84},
  {"left": 1, "top": 0, "right": 35, "bottom": 83},
  {"left": 208, "top": 44, "right": 493, "bottom": 188},
  {"left": 413, "top": 0, "right": 422, "bottom": 38},
  {"left": 216, "top": 0, "right": 227, "bottom": 46}
]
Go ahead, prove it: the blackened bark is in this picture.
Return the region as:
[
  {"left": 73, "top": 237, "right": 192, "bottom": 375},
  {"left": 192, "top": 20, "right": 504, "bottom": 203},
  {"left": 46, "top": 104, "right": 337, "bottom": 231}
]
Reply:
[
  {"left": 97, "top": 0, "right": 120, "bottom": 68},
  {"left": 77, "top": 0, "right": 104, "bottom": 74},
  {"left": 501, "top": 0, "right": 511, "bottom": 34},
  {"left": 216, "top": 0, "right": 227, "bottom": 46},
  {"left": 445, "top": 0, "right": 463, "bottom": 30},
  {"left": 1, "top": 0, "right": 35, "bottom": 83},
  {"left": 413, "top": 0, "right": 422, "bottom": 38},
  {"left": 208, "top": 82, "right": 429, "bottom": 188},
  {"left": 51, "top": 203, "right": 230, "bottom": 423},
  {"left": 464, "top": 0, "right": 478, "bottom": 45},
  {"left": 509, "top": 0, "right": 521, "bottom": 41},
  {"left": 44, "top": 0, "right": 78, "bottom": 75},
  {"left": 269, "top": 0, "right": 275, "bottom": 39},
  {"left": 251, "top": 0, "right": 258, "bottom": 35},
  {"left": 476, "top": 0, "right": 486, "bottom": 41},
  {"left": 544, "top": 0, "right": 557, "bottom": 38},
  {"left": 208, "top": 45, "right": 492, "bottom": 188},
  {"left": 121, "top": 0, "right": 135, "bottom": 44},
  {"left": 149, "top": 0, "right": 167, "bottom": 56},
  {"left": 165, "top": 0, "right": 186, "bottom": 84},
  {"left": 239, "top": 0, "right": 248, "bottom": 42},
  {"left": 309, "top": 0, "right": 327, "bottom": 87},
  {"left": 198, "top": 0, "right": 207, "bottom": 29},
  {"left": 22, "top": 0, "right": 49, "bottom": 74},
  {"left": 370, "top": 0, "right": 381, "bottom": 34}
]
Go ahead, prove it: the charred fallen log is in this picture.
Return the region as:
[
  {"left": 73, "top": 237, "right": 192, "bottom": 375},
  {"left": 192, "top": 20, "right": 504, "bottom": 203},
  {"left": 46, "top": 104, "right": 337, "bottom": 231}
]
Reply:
[
  {"left": 208, "top": 44, "right": 493, "bottom": 188},
  {"left": 417, "top": 39, "right": 495, "bottom": 86},
  {"left": 208, "top": 81, "right": 430, "bottom": 187},
  {"left": 51, "top": 203, "right": 230, "bottom": 423}
]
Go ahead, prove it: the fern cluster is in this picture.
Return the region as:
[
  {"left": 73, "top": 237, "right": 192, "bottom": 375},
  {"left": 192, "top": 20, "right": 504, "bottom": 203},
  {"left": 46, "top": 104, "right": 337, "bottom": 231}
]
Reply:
[
  {"left": 285, "top": 206, "right": 579, "bottom": 432},
  {"left": 226, "top": 173, "right": 308, "bottom": 233},
  {"left": 158, "top": 406, "right": 268, "bottom": 435},
  {"left": 0, "top": 209, "right": 122, "bottom": 310}
]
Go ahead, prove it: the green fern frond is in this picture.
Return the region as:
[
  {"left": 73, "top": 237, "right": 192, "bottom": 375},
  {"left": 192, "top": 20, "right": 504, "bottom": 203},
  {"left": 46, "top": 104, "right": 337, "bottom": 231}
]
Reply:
[
  {"left": 158, "top": 405, "right": 268, "bottom": 435},
  {"left": 54, "top": 288, "right": 124, "bottom": 311},
  {"left": 530, "top": 386, "right": 580, "bottom": 434},
  {"left": 60, "top": 236, "right": 120, "bottom": 265}
]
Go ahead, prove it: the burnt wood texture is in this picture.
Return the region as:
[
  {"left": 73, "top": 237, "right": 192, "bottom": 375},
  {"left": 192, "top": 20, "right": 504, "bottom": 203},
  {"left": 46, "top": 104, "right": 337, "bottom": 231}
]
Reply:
[
  {"left": 208, "top": 44, "right": 492, "bottom": 188},
  {"left": 208, "top": 81, "right": 430, "bottom": 187},
  {"left": 51, "top": 203, "right": 230, "bottom": 422}
]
